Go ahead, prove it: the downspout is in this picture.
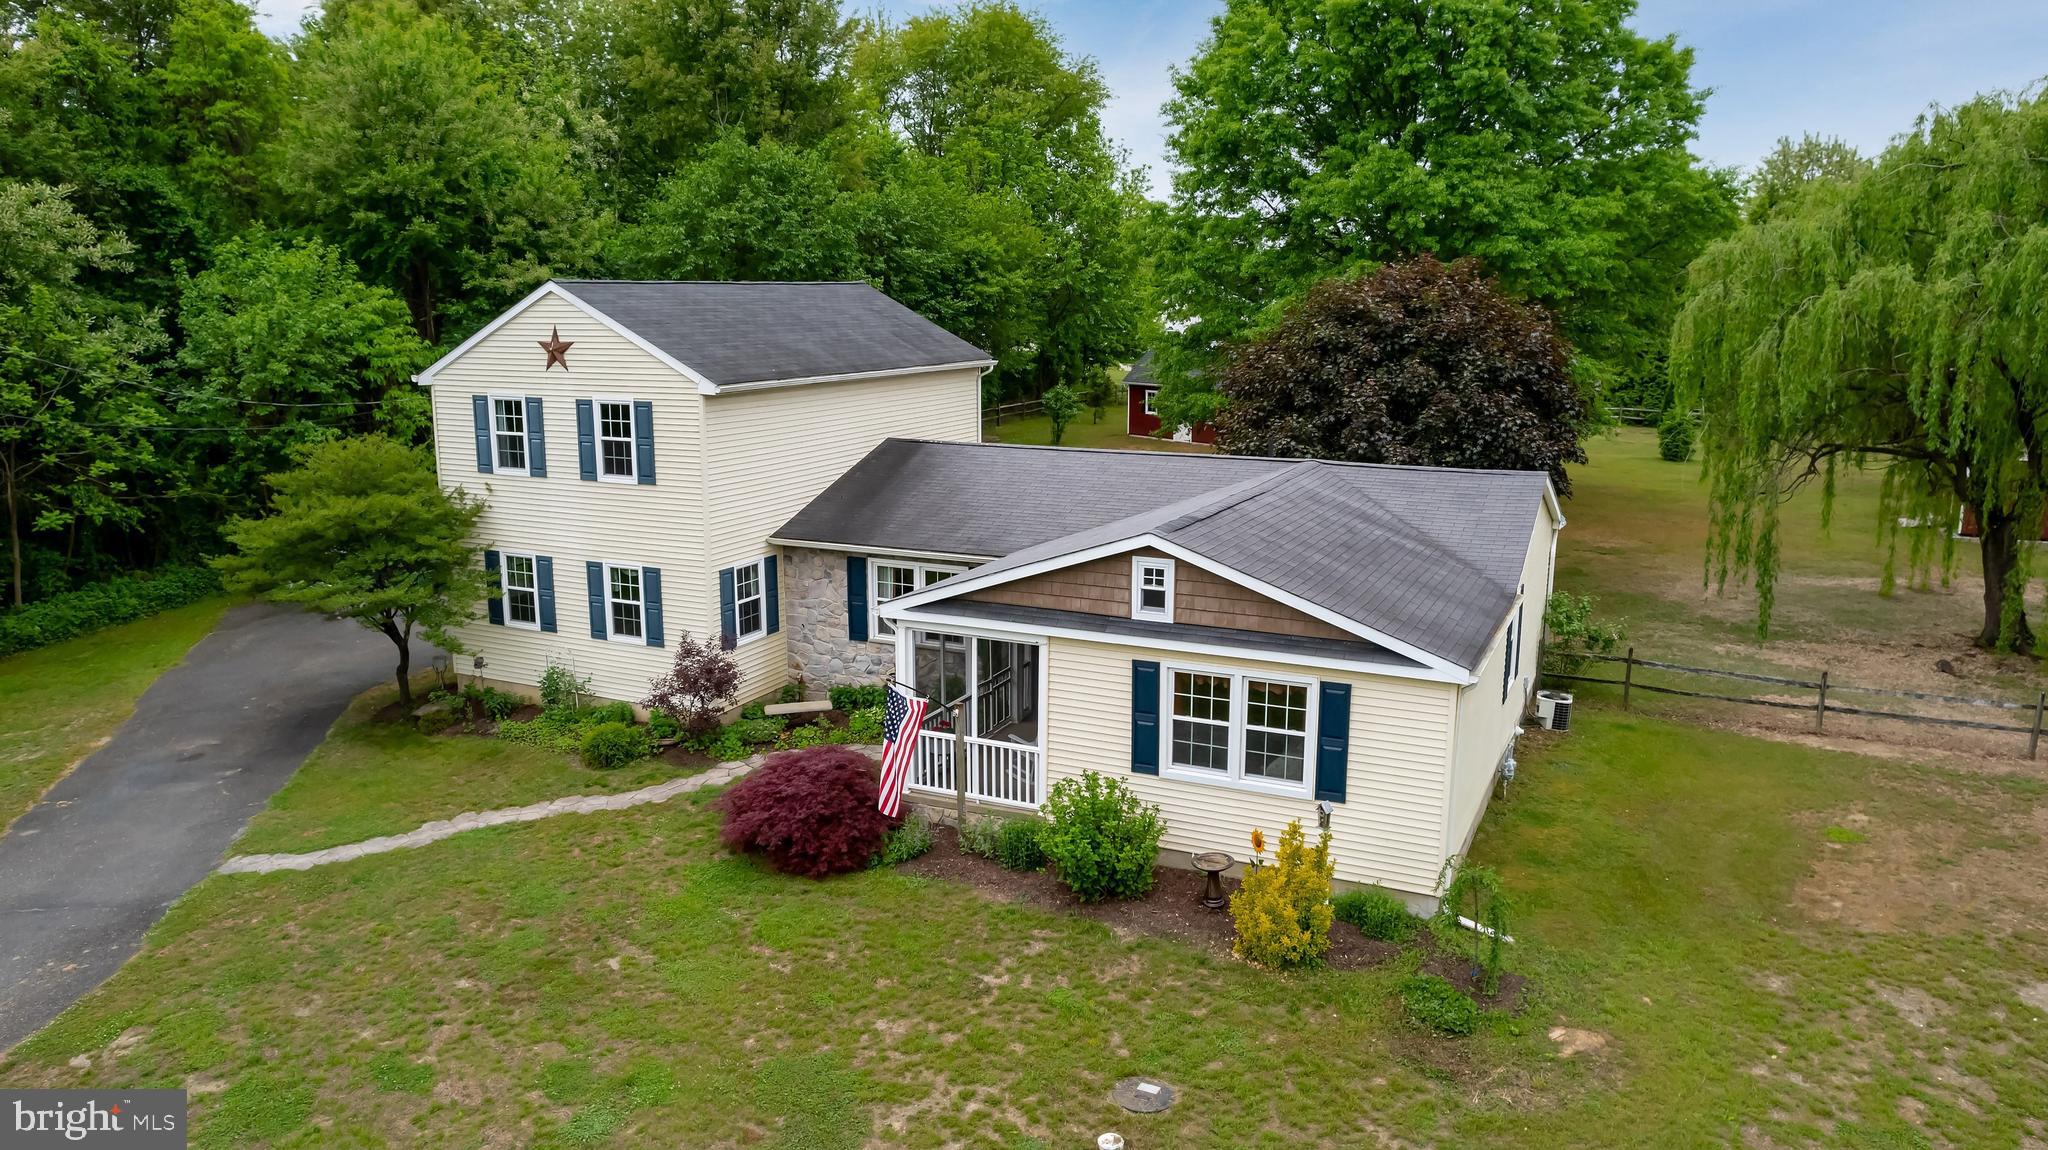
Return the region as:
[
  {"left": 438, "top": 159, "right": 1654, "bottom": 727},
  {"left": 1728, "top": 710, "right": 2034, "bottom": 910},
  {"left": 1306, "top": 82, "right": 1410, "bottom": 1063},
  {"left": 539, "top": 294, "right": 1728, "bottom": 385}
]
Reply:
[{"left": 977, "top": 362, "right": 995, "bottom": 441}]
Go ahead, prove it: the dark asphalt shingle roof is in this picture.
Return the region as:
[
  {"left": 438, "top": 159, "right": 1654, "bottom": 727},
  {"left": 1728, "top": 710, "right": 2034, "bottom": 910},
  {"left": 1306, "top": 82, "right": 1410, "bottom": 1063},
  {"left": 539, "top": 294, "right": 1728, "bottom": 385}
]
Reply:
[
  {"left": 776, "top": 439, "right": 1553, "bottom": 671},
  {"left": 555, "top": 281, "right": 990, "bottom": 387}
]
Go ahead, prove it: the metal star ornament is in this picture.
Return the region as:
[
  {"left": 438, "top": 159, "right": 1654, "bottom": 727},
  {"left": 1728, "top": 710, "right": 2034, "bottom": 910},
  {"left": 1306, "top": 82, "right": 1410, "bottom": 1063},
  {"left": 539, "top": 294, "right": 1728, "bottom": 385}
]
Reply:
[{"left": 538, "top": 326, "right": 573, "bottom": 370}]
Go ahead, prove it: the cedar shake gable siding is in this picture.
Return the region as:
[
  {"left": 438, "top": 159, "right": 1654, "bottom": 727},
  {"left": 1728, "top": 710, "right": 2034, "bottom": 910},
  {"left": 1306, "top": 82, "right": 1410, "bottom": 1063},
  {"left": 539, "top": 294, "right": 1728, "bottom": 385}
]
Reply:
[{"left": 959, "top": 548, "right": 1356, "bottom": 644}]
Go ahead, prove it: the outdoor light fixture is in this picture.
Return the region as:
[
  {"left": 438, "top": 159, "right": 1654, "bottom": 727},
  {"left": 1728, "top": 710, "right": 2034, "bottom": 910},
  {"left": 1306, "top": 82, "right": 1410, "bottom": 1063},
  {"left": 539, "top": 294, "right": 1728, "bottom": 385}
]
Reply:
[{"left": 1316, "top": 800, "right": 1334, "bottom": 830}]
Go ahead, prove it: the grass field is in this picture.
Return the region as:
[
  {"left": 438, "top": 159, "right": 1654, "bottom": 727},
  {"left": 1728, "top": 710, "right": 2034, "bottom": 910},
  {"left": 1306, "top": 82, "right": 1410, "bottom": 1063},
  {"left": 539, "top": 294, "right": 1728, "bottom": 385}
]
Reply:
[
  {"left": 0, "top": 598, "right": 229, "bottom": 831},
  {"left": 982, "top": 395, "right": 1212, "bottom": 453},
  {"left": 229, "top": 684, "right": 710, "bottom": 856},
  {"left": 5, "top": 703, "right": 2041, "bottom": 1148}
]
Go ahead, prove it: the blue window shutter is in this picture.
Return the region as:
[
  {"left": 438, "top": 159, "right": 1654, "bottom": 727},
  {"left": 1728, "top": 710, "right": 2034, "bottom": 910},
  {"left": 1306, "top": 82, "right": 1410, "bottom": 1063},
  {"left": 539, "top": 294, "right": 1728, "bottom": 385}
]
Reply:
[
  {"left": 1316, "top": 681, "right": 1351, "bottom": 803},
  {"left": 764, "top": 555, "right": 780, "bottom": 634},
  {"left": 633, "top": 400, "right": 656, "bottom": 485},
  {"left": 1501, "top": 617, "right": 1514, "bottom": 703},
  {"left": 585, "top": 561, "right": 606, "bottom": 639},
  {"left": 471, "top": 395, "right": 493, "bottom": 473},
  {"left": 524, "top": 396, "right": 547, "bottom": 477},
  {"left": 846, "top": 556, "right": 868, "bottom": 642},
  {"left": 536, "top": 555, "right": 556, "bottom": 633},
  {"left": 718, "top": 567, "right": 737, "bottom": 645},
  {"left": 643, "top": 567, "right": 664, "bottom": 648},
  {"left": 1131, "top": 660, "right": 1160, "bottom": 775},
  {"left": 484, "top": 549, "right": 503, "bottom": 625},
  {"left": 575, "top": 399, "right": 596, "bottom": 481}
]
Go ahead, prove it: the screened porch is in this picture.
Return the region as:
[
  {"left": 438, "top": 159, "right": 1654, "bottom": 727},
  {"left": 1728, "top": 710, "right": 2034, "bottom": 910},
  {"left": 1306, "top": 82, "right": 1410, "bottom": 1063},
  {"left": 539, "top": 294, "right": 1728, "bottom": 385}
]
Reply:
[{"left": 897, "top": 630, "right": 1046, "bottom": 809}]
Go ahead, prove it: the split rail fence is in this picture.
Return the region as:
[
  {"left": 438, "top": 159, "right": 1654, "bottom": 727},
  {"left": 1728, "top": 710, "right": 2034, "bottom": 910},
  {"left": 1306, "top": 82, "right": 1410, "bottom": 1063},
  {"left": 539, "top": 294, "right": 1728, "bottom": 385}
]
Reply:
[{"left": 1543, "top": 647, "right": 2048, "bottom": 760}]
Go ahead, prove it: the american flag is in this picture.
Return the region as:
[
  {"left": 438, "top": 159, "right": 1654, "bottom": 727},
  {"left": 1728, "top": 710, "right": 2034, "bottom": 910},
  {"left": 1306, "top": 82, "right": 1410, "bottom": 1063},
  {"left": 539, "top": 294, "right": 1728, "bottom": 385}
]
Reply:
[{"left": 877, "top": 681, "right": 929, "bottom": 818}]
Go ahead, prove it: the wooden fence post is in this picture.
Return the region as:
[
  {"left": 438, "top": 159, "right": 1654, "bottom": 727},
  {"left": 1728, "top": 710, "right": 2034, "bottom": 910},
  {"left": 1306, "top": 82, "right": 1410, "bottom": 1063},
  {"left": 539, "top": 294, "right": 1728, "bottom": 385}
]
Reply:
[
  {"left": 1815, "top": 671, "right": 1828, "bottom": 732},
  {"left": 1621, "top": 646, "right": 1634, "bottom": 710},
  {"left": 2031, "top": 692, "right": 2045, "bottom": 761}
]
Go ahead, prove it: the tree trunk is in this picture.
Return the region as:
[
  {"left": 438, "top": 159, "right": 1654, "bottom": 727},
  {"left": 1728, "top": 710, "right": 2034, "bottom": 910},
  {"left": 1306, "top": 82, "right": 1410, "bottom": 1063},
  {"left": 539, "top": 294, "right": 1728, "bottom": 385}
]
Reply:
[
  {"left": 384, "top": 618, "right": 414, "bottom": 708},
  {"left": 1976, "top": 505, "right": 2034, "bottom": 652},
  {"left": 5, "top": 467, "right": 21, "bottom": 608}
]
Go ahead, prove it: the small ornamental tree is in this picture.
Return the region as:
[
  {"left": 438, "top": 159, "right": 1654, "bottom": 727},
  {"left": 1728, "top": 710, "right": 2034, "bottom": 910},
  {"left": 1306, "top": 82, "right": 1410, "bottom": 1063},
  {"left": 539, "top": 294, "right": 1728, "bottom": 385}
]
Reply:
[
  {"left": 1213, "top": 256, "right": 1588, "bottom": 495},
  {"left": 215, "top": 435, "right": 485, "bottom": 708},
  {"left": 719, "top": 746, "right": 895, "bottom": 878},
  {"left": 1041, "top": 384, "right": 1082, "bottom": 446},
  {"left": 1433, "top": 855, "right": 1513, "bottom": 995},
  {"left": 643, "top": 631, "right": 741, "bottom": 734}
]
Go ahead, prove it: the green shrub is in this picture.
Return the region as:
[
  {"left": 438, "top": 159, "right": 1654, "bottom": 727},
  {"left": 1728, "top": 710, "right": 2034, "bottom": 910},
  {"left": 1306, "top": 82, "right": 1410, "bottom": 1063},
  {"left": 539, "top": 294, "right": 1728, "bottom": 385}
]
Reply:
[
  {"left": 538, "top": 661, "right": 592, "bottom": 710},
  {"left": 0, "top": 565, "right": 220, "bottom": 657},
  {"left": 1541, "top": 591, "right": 1626, "bottom": 676},
  {"left": 1332, "top": 888, "right": 1419, "bottom": 942},
  {"left": 1399, "top": 975, "right": 1479, "bottom": 1035},
  {"left": 872, "top": 809, "right": 934, "bottom": 866},
  {"left": 778, "top": 682, "right": 803, "bottom": 704},
  {"left": 580, "top": 721, "right": 651, "bottom": 770},
  {"left": 829, "top": 683, "right": 888, "bottom": 712},
  {"left": 1038, "top": 771, "right": 1166, "bottom": 902},
  {"left": 846, "top": 705, "right": 884, "bottom": 744},
  {"left": 993, "top": 817, "right": 1047, "bottom": 871},
  {"left": 1656, "top": 406, "right": 1696, "bottom": 462},
  {"left": 958, "top": 814, "right": 1002, "bottom": 859},
  {"left": 1229, "top": 820, "right": 1336, "bottom": 969},
  {"left": 727, "top": 715, "right": 787, "bottom": 745},
  {"left": 462, "top": 684, "right": 523, "bottom": 721},
  {"left": 586, "top": 700, "right": 635, "bottom": 726},
  {"left": 776, "top": 718, "right": 848, "bottom": 751},
  {"left": 647, "top": 711, "right": 682, "bottom": 741},
  {"left": 497, "top": 706, "right": 594, "bottom": 754}
]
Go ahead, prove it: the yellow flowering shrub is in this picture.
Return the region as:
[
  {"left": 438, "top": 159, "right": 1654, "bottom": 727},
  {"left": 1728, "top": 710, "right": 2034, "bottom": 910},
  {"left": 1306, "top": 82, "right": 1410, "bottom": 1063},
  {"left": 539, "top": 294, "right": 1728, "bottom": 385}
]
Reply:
[{"left": 1229, "top": 820, "right": 1335, "bottom": 969}]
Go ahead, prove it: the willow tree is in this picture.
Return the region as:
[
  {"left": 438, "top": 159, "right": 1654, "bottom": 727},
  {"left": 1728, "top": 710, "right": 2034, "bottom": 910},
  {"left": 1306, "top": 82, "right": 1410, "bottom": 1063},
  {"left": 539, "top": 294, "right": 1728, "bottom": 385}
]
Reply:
[{"left": 1671, "top": 90, "right": 2048, "bottom": 651}]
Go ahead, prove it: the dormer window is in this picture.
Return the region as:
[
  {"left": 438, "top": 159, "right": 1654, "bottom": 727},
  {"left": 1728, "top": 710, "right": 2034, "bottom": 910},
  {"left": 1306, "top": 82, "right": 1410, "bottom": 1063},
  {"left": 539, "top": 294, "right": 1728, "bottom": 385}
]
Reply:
[{"left": 1132, "top": 556, "right": 1174, "bottom": 621}]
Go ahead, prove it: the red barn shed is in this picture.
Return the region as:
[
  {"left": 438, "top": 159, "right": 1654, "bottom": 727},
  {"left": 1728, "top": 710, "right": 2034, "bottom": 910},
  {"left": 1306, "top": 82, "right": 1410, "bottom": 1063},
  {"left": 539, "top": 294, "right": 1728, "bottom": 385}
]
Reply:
[{"left": 1124, "top": 352, "right": 1216, "bottom": 444}]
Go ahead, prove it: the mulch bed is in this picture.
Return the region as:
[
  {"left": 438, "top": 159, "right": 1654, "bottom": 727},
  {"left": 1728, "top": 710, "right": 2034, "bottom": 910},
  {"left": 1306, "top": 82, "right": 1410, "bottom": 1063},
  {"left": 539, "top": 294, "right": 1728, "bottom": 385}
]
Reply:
[{"left": 898, "top": 826, "right": 1405, "bottom": 972}]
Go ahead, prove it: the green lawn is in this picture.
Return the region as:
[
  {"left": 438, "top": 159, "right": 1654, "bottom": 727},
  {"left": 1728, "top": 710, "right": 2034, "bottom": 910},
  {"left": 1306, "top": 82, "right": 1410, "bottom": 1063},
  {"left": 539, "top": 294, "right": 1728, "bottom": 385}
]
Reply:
[
  {"left": 0, "top": 597, "right": 229, "bottom": 831},
  {"left": 6, "top": 704, "right": 2040, "bottom": 1148},
  {"left": 983, "top": 395, "right": 1213, "bottom": 453},
  {"left": 230, "top": 683, "right": 710, "bottom": 856}
]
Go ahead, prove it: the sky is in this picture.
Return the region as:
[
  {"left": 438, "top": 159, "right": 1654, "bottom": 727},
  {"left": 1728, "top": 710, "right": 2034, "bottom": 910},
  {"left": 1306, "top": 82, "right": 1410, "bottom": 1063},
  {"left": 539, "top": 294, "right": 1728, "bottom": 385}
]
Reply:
[{"left": 250, "top": 0, "right": 2048, "bottom": 198}]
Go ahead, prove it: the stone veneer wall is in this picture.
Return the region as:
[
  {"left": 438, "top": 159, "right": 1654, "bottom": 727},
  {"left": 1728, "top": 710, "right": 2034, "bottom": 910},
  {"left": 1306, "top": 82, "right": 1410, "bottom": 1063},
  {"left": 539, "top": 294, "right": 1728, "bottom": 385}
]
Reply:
[{"left": 781, "top": 546, "right": 900, "bottom": 694}]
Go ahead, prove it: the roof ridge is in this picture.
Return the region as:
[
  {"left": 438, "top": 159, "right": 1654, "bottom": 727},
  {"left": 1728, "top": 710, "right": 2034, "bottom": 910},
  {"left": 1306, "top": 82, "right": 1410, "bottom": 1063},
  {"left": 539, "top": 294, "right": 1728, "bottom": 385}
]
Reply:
[
  {"left": 1154, "top": 460, "right": 1321, "bottom": 533},
  {"left": 890, "top": 437, "right": 1549, "bottom": 478},
  {"left": 554, "top": 278, "right": 876, "bottom": 287}
]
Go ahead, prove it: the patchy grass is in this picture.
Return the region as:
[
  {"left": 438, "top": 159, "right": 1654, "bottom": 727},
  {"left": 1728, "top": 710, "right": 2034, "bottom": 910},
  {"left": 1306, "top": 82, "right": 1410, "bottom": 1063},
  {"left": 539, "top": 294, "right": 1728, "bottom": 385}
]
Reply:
[
  {"left": 983, "top": 393, "right": 1212, "bottom": 453},
  {"left": 6, "top": 707, "right": 2042, "bottom": 1148},
  {"left": 0, "top": 597, "right": 229, "bottom": 831},
  {"left": 230, "top": 684, "right": 708, "bottom": 856}
]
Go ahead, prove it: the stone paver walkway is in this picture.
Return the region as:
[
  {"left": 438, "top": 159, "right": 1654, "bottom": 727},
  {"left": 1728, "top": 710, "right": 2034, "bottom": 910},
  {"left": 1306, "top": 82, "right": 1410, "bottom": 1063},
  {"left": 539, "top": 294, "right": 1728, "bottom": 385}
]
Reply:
[{"left": 216, "top": 746, "right": 855, "bottom": 876}]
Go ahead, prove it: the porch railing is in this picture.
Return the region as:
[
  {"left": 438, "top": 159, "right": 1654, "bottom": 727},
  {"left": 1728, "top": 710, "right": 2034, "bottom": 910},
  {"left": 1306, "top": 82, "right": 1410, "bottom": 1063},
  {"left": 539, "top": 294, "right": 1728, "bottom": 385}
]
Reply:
[{"left": 909, "top": 730, "right": 1044, "bottom": 809}]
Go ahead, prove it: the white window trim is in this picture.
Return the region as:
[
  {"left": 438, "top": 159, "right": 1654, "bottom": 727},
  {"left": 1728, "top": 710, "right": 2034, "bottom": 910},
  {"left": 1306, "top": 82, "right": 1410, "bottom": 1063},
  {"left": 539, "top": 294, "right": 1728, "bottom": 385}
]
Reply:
[
  {"left": 732, "top": 556, "right": 769, "bottom": 647},
  {"left": 603, "top": 561, "right": 646, "bottom": 646},
  {"left": 594, "top": 395, "right": 638, "bottom": 484},
  {"left": 870, "top": 558, "right": 965, "bottom": 642},
  {"left": 500, "top": 551, "right": 540, "bottom": 632},
  {"left": 489, "top": 394, "right": 530, "bottom": 477},
  {"left": 1159, "top": 660, "right": 1318, "bottom": 800},
  {"left": 1131, "top": 555, "right": 1175, "bottom": 622},
  {"left": 1141, "top": 388, "right": 1157, "bottom": 416}
]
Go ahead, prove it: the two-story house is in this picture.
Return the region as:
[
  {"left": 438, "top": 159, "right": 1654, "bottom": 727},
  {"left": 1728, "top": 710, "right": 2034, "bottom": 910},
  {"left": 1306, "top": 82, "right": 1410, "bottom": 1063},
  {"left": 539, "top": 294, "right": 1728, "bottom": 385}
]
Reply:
[{"left": 423, "top": 280, "right": 1562, "bottom": 906}]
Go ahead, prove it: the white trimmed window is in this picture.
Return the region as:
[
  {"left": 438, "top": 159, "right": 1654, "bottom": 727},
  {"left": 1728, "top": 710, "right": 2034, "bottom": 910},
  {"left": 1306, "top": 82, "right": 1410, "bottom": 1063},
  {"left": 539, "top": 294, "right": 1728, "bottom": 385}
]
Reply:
[
  {"left": 734, "top": 558, "right": 766, "bottom": 643},
  {"left": 1142, "top": 388, "right": 1157, "bottom": 416},
  {"left": 1164, "top": 664, "right": 1316, "bottom": 796},
  {"left": 490, "top": 396, "right": 528, "bottom": 474},
  {"left": 1132, "top": 556, "right": 1174, "bottom": 621},
  {"left": 871, "top": 559, "right": 964, "bottom": 638},
  {"left": 597, "top": 398, "right": 636, "bottom": 481},
  {"left": 606, "top": 564, "right": 644, "bottom": 643},
  {"left": 502, "top": 553, "right": 539, "bottom": 629}
]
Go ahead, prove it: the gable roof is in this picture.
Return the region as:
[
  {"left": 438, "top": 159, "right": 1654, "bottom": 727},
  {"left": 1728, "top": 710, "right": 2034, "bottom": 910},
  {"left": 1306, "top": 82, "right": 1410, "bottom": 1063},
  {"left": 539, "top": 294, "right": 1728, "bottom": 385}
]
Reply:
[
  {"left": 414, "top": 280, "right": 992, "bottom": 393},
  {"left": 775, "top": 439, "right": 1559, "bottom": 674}
]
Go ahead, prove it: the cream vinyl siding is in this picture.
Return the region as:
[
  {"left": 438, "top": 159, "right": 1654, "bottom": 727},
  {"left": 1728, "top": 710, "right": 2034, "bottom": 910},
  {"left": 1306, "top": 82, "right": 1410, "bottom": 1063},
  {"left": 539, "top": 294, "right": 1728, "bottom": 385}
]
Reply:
[
  {"left": 1044, "top": 637, "right": 1458, "bottom": 897},
  {"left": 1444, "top": 500, "right": 1561, "bottom": 856},
  {"left": 703, "top": 368, "right": 982, "bottom": 697},
  {"left": 430, "top": 294, "right": 708, "bottom": 704}
]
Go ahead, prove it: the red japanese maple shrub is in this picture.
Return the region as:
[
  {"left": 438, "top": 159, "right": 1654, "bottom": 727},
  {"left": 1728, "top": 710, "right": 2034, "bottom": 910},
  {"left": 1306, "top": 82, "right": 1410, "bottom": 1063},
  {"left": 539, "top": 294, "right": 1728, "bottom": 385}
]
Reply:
[{"left": 718, "top": 746, "right": 893, "bottom": 878}]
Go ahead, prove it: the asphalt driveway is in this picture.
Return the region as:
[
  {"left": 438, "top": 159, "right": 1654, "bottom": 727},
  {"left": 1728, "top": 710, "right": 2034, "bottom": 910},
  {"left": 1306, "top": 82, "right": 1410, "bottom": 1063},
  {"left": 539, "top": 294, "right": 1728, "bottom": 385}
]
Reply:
[{"left": 0, "top": 602, "right": 429, "bottom": 1052}]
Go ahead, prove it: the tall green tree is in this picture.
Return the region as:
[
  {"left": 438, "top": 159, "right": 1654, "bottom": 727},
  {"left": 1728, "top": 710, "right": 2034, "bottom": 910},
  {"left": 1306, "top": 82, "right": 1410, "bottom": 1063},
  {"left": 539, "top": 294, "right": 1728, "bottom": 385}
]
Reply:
[
  {"left": 216, "top": 435, "right": 486, "bottom": 707},
  {"left": 272, "top": 0, "right": 601, "bottom": 343},
  {"left": 156, "top": 0, "right": 289, "bottom": 238},
  {"left": 1155, "top": 0, "right": 1736, "bottom": 427},
  {"left": 1671, "top": 89, "right": 2048, "bottom": 651},
  {"left": 0, "top": 181, "right": 165, "bottom": 604},
  {"left": 1742, "top": 133, "right": 1869, "bottom": 224},
  {"left": 174, "top": 232, "right": 434, "bottom": 515}
]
